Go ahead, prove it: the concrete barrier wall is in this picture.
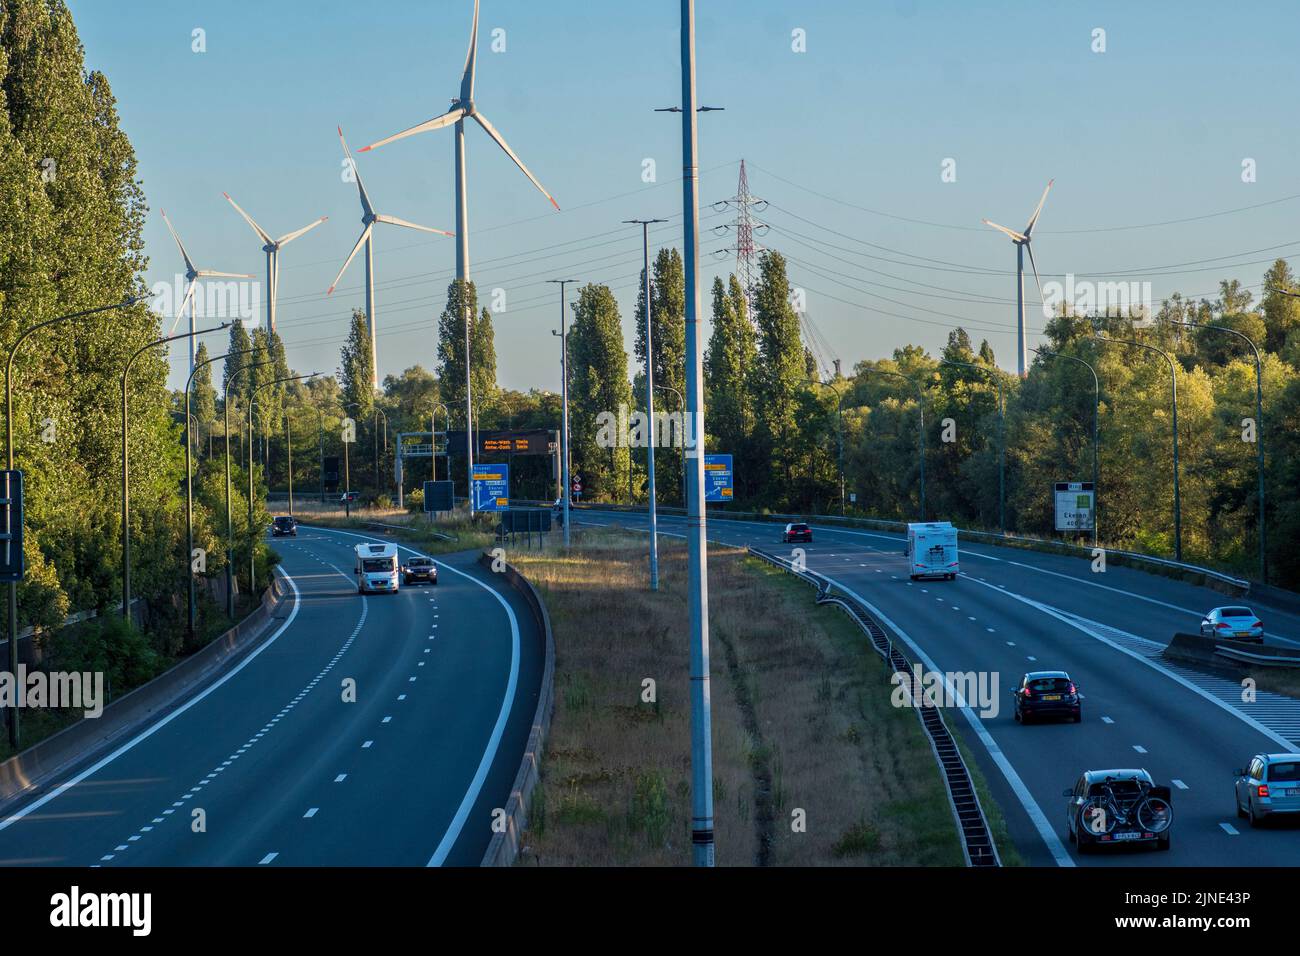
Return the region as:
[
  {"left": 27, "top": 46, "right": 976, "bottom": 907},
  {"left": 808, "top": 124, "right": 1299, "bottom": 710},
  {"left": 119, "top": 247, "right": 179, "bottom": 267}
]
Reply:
[
  {"left": 1162, "top": 631, "right": 1300, "bottom": 671},
  {"left": 476, "top": 552, "right": 555, "bottom": 867},
  {"left": 0, "top": 572, "right": 288, "bottom": 810}
]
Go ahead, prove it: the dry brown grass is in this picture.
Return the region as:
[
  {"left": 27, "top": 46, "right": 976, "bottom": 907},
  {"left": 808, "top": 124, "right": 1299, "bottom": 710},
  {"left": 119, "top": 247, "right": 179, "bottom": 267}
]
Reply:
[{"left": 512, "top": 530, "right": 970, "bottom": 866}]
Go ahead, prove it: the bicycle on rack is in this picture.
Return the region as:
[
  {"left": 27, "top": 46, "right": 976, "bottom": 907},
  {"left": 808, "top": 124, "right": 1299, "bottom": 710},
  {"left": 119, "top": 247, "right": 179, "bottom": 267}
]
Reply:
[{"left": 1065, "top": 769, "right": 1173, "bottom": 853}]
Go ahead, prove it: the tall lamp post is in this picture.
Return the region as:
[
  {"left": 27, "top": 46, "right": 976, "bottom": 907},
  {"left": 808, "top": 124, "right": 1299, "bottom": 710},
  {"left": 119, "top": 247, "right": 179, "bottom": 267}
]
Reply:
[
  {"left": 224, "top": 360, "right": 273, "bottom": 617},
  {"left": 862, "top": 367, "right": 926, "bottom": 521},
  {"left": 1095, "top": 335, "right": 1181, "bottom": 561},
  {"left": 184, "top": 346, "right": 254, "bottom": 638},
  {"left": 4, "top": 295, "right": 147, "bottom": 747},
  {"left": 1033, "top": 347, "right": 1100, "bottom": 548},
  {"left": 1171, "top": 319, "right": 1266, "bottom": 582},
  {"left": 547, "top": 279, "right": 578, "bottom": 547},
  {"left": 939, "top": 359, "right": 1004, "bottom": 534},
  {"left": 800, "top": 378, "right": 845, "bottom": 515},
  {"left": 122, "top": 323, "right": 227, "bottom": 620}
]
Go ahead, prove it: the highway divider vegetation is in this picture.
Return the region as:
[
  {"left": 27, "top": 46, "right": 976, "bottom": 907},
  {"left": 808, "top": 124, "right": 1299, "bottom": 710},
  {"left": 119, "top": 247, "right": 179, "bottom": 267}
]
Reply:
[{"left": 508, "top": 529, "right": 1017, "bottom": 865}]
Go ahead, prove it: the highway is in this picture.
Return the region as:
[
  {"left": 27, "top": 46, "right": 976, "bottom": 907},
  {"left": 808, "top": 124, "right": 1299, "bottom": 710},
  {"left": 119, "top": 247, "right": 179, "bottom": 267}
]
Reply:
[
  {"left": 577, "top": 508, "right": 1300, "bottom": 867},
  {"left": 0, "top": 526, "right": 542, "bottom": 867}
]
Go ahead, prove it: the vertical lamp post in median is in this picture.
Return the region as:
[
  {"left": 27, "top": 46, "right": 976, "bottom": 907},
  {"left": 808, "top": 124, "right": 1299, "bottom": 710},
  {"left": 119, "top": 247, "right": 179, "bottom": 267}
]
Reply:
[
  {"left": 1095, "top": 334, "right": 1181, "bottom": 562},
  {"left": 122, "top": 323, "right": 228, "bottom": 621},
  {"left": 1171, "top": 319, "right": 1266, "bottom": 583},
  {"left": 1033, "top": 347, "right": 1100, "bottom": 548},
  {"left": 800, "top": 378, "right": 845, "bottom": 516},
  {"left": 4, "top": 294, "right": 148, "bottom": 747},
  {"left": 184, "top": 346, "right": 255, "bottom": 639},
  {"left": 224, "top": 360, "right": 273, "bottom": 618},
  {"left": 939, "top": 359, "right": 1005, "bottom": 535},
  {"left": 247, "top": 374, "right": 316, "bottom": 595},
  {"left": 625, "top": 218, "right": 668, "bottom": 589},
  {"left": 547, "top": 279, "right": 578, "bottom": 548},
  {"left": 862, "top": 367, "right": 926, "bottom": 521}
]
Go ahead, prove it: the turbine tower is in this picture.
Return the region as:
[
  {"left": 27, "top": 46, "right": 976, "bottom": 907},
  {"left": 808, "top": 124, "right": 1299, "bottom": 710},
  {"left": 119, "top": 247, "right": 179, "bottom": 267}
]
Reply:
[
  {"left": 330, "top": 126, "right": 455, "bottom": 389},
  {"left": 222, "top": 193, "right": 328, "bottom": 335},
  {"left": 358, "top": 0, "right": 559, "bottom": 515},
  {"left": 982, "top": 180, "right": 1053, "bottom": 378},
  {"left": 161, "top": 210, "right": 254, "bottom": 374}
]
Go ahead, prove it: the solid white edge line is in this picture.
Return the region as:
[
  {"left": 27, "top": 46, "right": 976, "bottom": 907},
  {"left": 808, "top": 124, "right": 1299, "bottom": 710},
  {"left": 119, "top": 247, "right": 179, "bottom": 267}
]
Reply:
[
  {"left": 304, "top": 526, "right": 521, "bottom": 868},
  {"left": 0, "top": 570, "right": 302, "bottom": 833}
]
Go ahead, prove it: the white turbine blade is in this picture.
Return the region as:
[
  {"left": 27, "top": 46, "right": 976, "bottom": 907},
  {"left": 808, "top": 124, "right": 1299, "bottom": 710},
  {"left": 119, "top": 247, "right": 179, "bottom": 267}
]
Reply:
[
  {"left": 170, "top": 279, "right": 197, "bottom": 334},
  {"left": 357, "top": 107, "right": 468, "bottom": 152},
  {"left": 461, "top": 0, "right": 480, "bottom": 102},
  {"left": 1025, "top": 241, "right": 1045, "bottom": 300},
  {"left": 196, "top": 269, "right": 256, "bottom": 278},
  {"left": 472, "top": 112, "right": 561, "bottom": 211},
  {"left": 160, "top": 210, "right": 197, "bottom": 275},
  {"left": 276, "top": 216, "right": 328, "bottom": 247},
  {"left": 1023, "top": 179, "right": 1054, "bottom": 237},
  {"left": 327, "top": 224, "right": 374, "bottom": 294},
  {"left": 223, "top": 192, "right": 273, "bottom": 245},
  {"left": 338, "top": 125, "right": 374, "bottom": 218},
  {"left": 982, "top": 219, "right": 1027, "bottom": 242},
  {"left": 374, "top": 213, "right": 454, "bottom": 237}
]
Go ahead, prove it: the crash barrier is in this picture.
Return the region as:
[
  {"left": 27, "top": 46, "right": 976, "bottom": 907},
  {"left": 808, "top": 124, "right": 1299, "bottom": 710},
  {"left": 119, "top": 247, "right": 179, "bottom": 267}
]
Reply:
[
  {"left": 1164, "top": 631, "right": 1300, "bottom": 670},
  {"left": 476, "top": 552, "right": 556, "bottom": 867},
  {"left": 577, "top": 503, "right": 1252, "bottom": 593},
  {"left": 0, "top": 570, "right": 289, "bottom": 809},
  {"left": 749, "top": 546, "right": 1001, "bottom": 867}
]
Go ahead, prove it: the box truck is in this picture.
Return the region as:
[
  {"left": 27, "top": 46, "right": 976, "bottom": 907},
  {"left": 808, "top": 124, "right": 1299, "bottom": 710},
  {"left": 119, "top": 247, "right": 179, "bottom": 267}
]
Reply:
[
  {"left": 354, "top": 542, "right": 400, "bottom": 594},
  {"left": 907, "top": 522, "right": 959, "bottom": 581}
]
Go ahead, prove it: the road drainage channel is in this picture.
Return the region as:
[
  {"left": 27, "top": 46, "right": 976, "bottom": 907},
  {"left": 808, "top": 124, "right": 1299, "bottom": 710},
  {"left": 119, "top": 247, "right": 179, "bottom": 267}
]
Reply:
[{"left": 748, "top": 547, "right": 1002, "bottom": 867}]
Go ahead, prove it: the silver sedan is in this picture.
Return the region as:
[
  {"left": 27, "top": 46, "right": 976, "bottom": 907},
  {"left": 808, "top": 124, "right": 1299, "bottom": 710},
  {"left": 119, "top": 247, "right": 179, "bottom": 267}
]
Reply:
[{"left": 1200, "top": 606, "right": 1264, "bottom": 642}]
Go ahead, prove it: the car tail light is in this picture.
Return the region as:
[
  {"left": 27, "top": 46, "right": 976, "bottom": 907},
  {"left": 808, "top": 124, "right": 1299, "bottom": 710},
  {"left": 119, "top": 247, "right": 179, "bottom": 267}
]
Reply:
[
  {"left": 1022, "top": 685, "right": 1032, "bottom": 697},
  {"left": 1258, "top": 784, "right": 1270, "bottom": 798},
  {"left": 1067, "top": 683, "right": 1077, "bottom": 695},
  {"left": 1216, "top": 622, "right": 1230, "bottom": 630},
  {"left": 948, "top": 561, "right": 959, "bottom": 567},
  {"left": 1253, "top": 620, "right": 1263, "bottom": 629}
]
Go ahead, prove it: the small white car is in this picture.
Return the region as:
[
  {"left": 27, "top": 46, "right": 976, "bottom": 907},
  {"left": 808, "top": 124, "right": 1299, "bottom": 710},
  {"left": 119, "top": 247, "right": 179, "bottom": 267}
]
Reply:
[{"left": 1200, "top": 606, "right": 1263, "bottom": 642}]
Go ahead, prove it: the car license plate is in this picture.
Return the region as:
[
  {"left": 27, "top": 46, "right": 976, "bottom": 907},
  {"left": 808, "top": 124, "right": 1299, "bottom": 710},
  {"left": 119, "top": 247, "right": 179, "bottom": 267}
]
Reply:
[
  {"left": 1043, "top": 694, "right": 1061, "bottom": 701},
  {"left": 1286, "top": 789, "right": 1300, "bottom": 797},
  {"left": 1113, "top": 832, "right": 1142, "bottom": 841},
  {"left": 1236, "top": 631, "right": 1251, "bottom": 637}
]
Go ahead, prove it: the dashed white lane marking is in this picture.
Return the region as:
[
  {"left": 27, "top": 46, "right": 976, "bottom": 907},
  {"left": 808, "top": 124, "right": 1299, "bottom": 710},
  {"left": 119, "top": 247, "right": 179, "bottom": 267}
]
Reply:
[
  {"left": 1172, "top": 779, "right": 1188, "bottom": 790},
  {"left": 258, "top": 852, "right": 279, "bottom": 864},
  {"left": 1133, "top": 745, "right": 1148, "bottom": 754},
  {"left": 362, "top": 740, "right": 373, "bottom": 748},
  {"left": 304, "top": 807, "right": 319, "bottom": 818},
  {"left": 382, "top": 716, "right": 392, "bottom": 723},
  {"left": 1220, "top": 823, "right": 1239, "bottom": 836},
  {"left": 334, "top": 774, "right": 347, "bottom": 783},
  {"left": 987, "top": 628, "right": 995, "bottom": 633},
  {"left": 1102, "top": 716, "right": 1114, "bottom": 724},
  {"left": 1027, "top": 656, "right": 1037, "bottom": 662},
  {"left": 1006, "top": 641, "right": 1016, "bottom": 647},
  {"left": 968, "top": 616, "right": 977, "bottom": 621},
  {"left": 398, "top": 694, "right": 407, "bottom": 701}
]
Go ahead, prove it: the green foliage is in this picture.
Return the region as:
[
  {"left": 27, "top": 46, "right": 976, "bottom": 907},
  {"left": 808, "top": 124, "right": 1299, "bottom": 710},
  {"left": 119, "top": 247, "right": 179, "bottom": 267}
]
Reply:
[
  {"left": 568, "top": 283, "right": 631, "bottom": 500},
  {"left": 339, "top": 307, "right": 374, "bottom": 415}
]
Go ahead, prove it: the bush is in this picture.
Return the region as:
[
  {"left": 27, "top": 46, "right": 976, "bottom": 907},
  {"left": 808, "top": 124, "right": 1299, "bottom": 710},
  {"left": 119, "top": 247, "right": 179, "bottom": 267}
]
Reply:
[
  {"left": 46, "top": 614, "right": 164, "bottom": 702},
  {"left": 406, "top": 488, "right": 424, "bottom": 513}
]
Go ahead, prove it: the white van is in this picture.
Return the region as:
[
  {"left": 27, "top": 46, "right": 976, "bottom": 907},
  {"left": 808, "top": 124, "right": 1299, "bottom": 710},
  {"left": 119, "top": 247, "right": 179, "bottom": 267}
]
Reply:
[
  {"left": 354, "top": 542, "right": 400, "bottom": 594},
  {"left": 906, "top": 522, "right": 959, "bottom": 581}
]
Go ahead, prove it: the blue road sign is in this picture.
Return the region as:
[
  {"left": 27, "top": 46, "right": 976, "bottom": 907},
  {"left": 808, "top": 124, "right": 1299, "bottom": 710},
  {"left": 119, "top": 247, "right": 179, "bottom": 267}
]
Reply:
[
  {"left": 704, "top": 454, "right": 733, "bottom": 503},
  {"left": 471, "top": 463, "right": 510, "bottom": 512}
]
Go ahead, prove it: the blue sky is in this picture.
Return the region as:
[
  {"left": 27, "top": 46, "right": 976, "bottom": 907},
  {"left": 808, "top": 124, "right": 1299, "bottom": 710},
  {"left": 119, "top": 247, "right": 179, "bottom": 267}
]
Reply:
[{"left": 68, "top": 0, "right": 1300, "bottom": 391}]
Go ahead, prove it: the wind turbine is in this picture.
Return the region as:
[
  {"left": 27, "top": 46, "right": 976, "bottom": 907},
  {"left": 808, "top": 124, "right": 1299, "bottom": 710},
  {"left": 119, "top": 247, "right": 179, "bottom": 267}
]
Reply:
[
  {"left": 982, "top": 179, "right": 1053, "bottom": 378},
  {"left": 329, "top": 126, "right": 455, "bottom": 389},
  {"left": 161, "top": 210, "right": 254, "bottom": 374},
  {"left": 358, "top": 0, "right": 559, "bottom": 515},
  {"left": 222, "top": 192, "right": 328, "bottom": 335}
]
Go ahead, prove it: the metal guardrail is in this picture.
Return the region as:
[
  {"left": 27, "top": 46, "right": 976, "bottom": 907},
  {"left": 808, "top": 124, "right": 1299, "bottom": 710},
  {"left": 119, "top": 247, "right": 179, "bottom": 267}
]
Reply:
[
  {"left": 749, "top": 546, "right": 1001, "bottom": 868},
  {"left": 578, "top": 503, "right": 1252, "bottom": 592}
]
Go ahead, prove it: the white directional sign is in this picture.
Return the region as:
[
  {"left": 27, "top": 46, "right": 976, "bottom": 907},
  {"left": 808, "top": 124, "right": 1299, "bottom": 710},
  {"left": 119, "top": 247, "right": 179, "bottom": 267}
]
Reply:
[{"left": 1054, "top": 481, "right": 1095, "bottom": 532}]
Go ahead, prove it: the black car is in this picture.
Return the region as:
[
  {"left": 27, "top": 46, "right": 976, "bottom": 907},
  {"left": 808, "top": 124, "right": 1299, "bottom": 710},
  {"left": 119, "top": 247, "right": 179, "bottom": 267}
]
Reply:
[
  {"left": 1065, "top": 769, "right": 1172, "bottom": 853},
  {"left": 782, "top": 522, "right": 813, "bottom": 543},
  {"left": 271, "top": 515, "right": 298, "bottom": 537},
  {"left": 401, "top": 556, "right": 438, "bottom": 586},
  {"left": 1012, "top": 671, "right": 1081, "bottom": 724}
]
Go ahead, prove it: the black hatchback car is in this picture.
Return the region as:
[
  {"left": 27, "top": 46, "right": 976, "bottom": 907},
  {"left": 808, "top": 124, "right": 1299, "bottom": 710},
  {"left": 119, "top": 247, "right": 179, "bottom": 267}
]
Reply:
[
  {"left": 401, "top": 556, "right": 438, "bottom": 586},
  {"left": 271, "top": 515, "right": 298, "bottom": 537},
  {"left": 781, "top": 522, "right": 813, "bottom": 543},
  {"left": 1012, "top": 671, "right": 1081, "bottom": 724}
]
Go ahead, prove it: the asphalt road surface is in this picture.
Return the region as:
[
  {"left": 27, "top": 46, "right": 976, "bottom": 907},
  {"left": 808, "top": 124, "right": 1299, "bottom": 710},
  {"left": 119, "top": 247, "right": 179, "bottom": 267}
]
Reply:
[
  {"left": 577, "top": 508, "right": 1300, "bottom": 867},
  {"left": 0, "top": 526, "right": 542, "bottom": 867}
]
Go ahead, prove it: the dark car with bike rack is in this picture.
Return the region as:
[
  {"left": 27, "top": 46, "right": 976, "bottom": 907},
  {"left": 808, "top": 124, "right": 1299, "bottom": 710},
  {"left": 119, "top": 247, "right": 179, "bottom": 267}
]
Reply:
[{"left": 1064, "top": 768, "right": 1172, "bottom": 853}]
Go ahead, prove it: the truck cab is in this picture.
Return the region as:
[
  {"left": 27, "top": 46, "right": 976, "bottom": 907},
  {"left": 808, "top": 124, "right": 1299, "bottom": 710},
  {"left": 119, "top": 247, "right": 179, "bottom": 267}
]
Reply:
[{"left": 354, "top": 543, "right": 400, "bottom": 594}]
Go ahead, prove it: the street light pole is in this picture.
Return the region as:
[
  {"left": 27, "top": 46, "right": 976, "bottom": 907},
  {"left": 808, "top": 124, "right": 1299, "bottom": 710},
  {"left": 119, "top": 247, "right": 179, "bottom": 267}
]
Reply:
[
  {"left": 1171, "top": 320, "right": 1266, "bottom": 582},
  {"left": 4, "top": 295, "right": 145, "bottom": 747},
  {"left": 122, "top": 324, "right": 227, "bottom": 620},
  {"left": 547, "top": 279, "right": 578, "bottom": 547},
  {"left": 1033, "top": 347, "right": 1100, "bottom": 548},
  {"left": 625, "top": 219, "right": 668, "bottom": 589},
  {"left": 224, "top": 361, "right": 273, "bottom": 618},
  {"left": 1096, "top": 335, "right": 1181, "bottom": 561},
  {"left": 939, "top": 359, "right": 1005, "bottom": 534},
  {"left": 185, "top": 346, "right": 254, "bottom": 639}
]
